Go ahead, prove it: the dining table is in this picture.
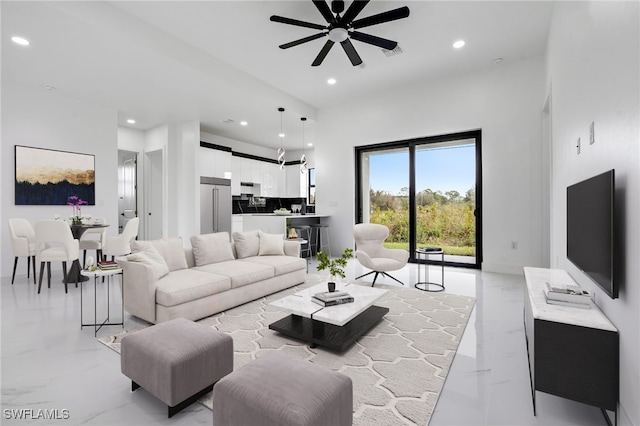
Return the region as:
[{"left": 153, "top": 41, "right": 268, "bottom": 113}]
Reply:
[{"left": 65, "top": 223, "right": 110, "bottom": 283}]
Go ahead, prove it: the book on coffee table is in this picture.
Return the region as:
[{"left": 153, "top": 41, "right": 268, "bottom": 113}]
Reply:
[
  {"left": 312, "top": 291, "right": 354, "bottom": 306},
  {"left": 312, "top": 296, "right": 354, "bottom": 307}
]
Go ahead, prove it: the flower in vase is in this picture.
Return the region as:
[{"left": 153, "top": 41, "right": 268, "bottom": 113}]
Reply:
[{"left": 67, "top": 195, "right": 87, "bottom": 224}]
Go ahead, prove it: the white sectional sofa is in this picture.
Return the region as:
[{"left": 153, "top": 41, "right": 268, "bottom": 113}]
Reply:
[{"left": 118, "top": 230, "right": 306, "bottom": 324}]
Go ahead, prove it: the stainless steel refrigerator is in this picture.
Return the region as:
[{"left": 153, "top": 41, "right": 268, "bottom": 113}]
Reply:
[{"left": 200, "top": 177, "right": 232, "bottom": 234}]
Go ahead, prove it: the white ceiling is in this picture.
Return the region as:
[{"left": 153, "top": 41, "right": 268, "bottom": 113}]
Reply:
[{"left": 2, "top": 1, "right": 554, "bottom": 150}]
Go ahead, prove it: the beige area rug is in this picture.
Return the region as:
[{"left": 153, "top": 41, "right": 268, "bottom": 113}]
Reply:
[{"left": 100, "top": 274, "right": 475, "bottom": 425}]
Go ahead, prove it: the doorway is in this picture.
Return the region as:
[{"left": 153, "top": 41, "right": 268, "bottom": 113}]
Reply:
[
  {"left": 118, "top": 150, "right": 138, "bottom": 234},
  {"left": 355, "top": 130, "right": 482, "bottom": 268},
  {"left": 145, "top": 149, "right": 164, "bottom": 240}
]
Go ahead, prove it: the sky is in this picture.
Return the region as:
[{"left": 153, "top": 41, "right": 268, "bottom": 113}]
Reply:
[{"left": 368, "top": 143, "right": 475, "bottom": 195}]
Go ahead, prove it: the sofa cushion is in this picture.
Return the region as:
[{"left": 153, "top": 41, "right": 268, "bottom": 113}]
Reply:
[
  {"left": 190, "top": 232, "right": 235, "bottom": 266},
  {"left": 155, "top": 269, "right": 231, "bottom": 307},
  {"left": 131, "top": 237, "right": 188, "bottom": 272},
  {"left": 232, "top": 230, "right": 260, "bottom": 259},
  {"left": 258, "top": 231, "right": 285, "bottom": 256},
  {"left": 193, "top": 260, "right": 274, "bottom": 289},
  {"left": 126, "top": 245, "right": 170, "bottom": 280},
  {"left": 240, "top": 256, "right": 307, "bottom": 276}
]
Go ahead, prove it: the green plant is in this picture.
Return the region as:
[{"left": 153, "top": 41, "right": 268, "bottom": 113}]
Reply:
[{"left": 316, "top": 248, "right": 353, "bottom": 282}]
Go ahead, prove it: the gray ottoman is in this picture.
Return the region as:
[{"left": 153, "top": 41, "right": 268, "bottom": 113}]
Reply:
[
  {"left": 121, "top": 317, "right": 233, "bottom": 417},
  {"left": 213, "top": 352, "right": 352, "bottom": 426}
]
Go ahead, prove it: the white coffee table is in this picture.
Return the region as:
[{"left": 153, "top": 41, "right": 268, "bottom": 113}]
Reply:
[{"left": 269, "top": 282, "right": 388, "bottom": 351}]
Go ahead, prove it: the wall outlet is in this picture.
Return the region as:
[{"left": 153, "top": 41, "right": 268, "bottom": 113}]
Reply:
[
  {"left": 511, "top": 241, "right": 518, "bottom": 250},
  {"left": 589, "top": 121, "right": 595, "bottom": 145}
]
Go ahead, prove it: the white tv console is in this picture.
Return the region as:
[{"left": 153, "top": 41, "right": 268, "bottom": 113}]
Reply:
[{"left": 523, "top": 267, "right": 619, "bottom": 425}]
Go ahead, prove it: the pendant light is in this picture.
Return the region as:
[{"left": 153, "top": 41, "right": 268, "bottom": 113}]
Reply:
[
  {"left": 300, "top": 117, "right": 307, "bottom": 174},
  {"left": 277, "top": 107, "right": 286, "bottom": 170}
]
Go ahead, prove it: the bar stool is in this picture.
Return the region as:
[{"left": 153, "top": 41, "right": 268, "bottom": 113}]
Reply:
[
  {"left": 311, "top": 223, "right": 331, "bottom": 257},
  {"left": 294, "top": 225, "right": 312, "bottom": 258}
]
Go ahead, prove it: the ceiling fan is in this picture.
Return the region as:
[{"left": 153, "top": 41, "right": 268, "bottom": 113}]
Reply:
[{"left": 270, "top": 0, "right": 410, "bottom": 67}]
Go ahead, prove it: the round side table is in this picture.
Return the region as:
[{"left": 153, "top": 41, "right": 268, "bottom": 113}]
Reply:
[{"left": 414, "top": 247, "right": 445, "bottom": 292}]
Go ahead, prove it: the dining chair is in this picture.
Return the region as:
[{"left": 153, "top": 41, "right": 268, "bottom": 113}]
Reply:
[
  {"left": 34, "top": 220, "right": 80, "bottom": 294},
  {"left": 8, "top": 218, "right": 37, "bottom": 285},
  {"left": 79, "top": 217, "right": 107, "bottom": 267},
  {"left": 103, "top": 217, "right": 140, "bottom": 260},
  {"left": 353, "top": 223, "right": 409, "bottom": 287}
]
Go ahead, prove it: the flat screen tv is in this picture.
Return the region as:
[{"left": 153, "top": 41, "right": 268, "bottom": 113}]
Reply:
[{"left": 566, "top": 169, "right": 617, "bottom": 299}]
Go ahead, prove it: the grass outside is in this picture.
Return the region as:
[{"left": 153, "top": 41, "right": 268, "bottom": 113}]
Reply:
[{"left": 384, "top": 242, "right": 475, "bottom": 257}]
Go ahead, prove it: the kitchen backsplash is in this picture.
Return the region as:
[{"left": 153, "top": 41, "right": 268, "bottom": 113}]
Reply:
[{"left": 232, "top": 197, "right": 312, "bottom": 214}]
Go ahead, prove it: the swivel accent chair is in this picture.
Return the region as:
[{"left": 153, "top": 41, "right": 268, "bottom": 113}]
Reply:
[{"left": 353, "top": 223, "right": 409, "bottom": 287}]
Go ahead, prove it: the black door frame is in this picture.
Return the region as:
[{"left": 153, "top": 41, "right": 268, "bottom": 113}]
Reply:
[{"left": 354, "top": 129, "right": 482, "bottom": 269}]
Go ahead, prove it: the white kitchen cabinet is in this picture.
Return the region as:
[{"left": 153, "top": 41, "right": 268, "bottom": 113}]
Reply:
[
  {"left": 231, "top": 156, "right": 242, "bottom": 195},
  {"left": 199, "top": 147, "right": 232, "bottom": 179},
  {"left": 262, "top": 162, "right": 285, "bottom": 197},
  {"left": 240, "top": 158, "right": 252, "bottom": 183},
  {"left": 285, "top": 164, "right": 306, "bottom": 197},
  {"left": 216, "top": 150, "right": 232, "bottom": 178},
  {"left": 232, "top": 215, "right": 244, "bottom": 234},
  {"left": 250, "top": 159, "right": 261, "bottom": 185},
  {"left": 276, "top": 164, "right": 286, "bottom": 197}
]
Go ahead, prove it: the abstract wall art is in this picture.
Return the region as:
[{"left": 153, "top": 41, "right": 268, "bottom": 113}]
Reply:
[{"left": 15, "top": 145, "right": 95, "bottom": 205}]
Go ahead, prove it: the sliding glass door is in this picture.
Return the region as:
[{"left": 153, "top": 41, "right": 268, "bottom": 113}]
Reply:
[
  {"left": 359, "top": 148, "right": 410, "bottom": 251},
  {"left": 415, "top": 139, "right": 477, "bottom": 265},
  {"left": 355, "top": 130, "right": 482, "bottom": 268}
]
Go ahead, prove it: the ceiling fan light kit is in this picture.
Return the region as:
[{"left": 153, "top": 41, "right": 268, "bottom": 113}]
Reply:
[
  {"left": 270, "top": 0, "right": 410, "bottom": 67},
  {"left": 300, "top": 117, "right": 308, "bottom": 175},
  {"left": 277, "top": 107, "right": 286, "bottom": 170}
]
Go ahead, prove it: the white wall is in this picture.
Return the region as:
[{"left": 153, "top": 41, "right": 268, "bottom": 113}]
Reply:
[
  {"left": 316, "top": 56, "right": 547, "bottom": 274},
  {"left": 175, "top": 121, "right": 200, "bottom": 242},
  {"left": 1, "top": 83, "right": 118, "bottom": 277},
  {"left": 546, "top": 2, "right": 639, "bottom": 424}
]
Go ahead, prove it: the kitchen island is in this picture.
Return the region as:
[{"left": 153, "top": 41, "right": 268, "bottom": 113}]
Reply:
[{"left": 239, "top": 214, "right": 329, "bottom": 236}]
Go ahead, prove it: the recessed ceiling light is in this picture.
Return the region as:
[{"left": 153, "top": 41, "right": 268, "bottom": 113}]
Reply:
[
  {"left": 43, "top": 85, "right": 56, "bottom": 91},
  {"left": 279, "top": 133, "right": 285, "bottom": 138},
  {"left": 453, "top": 40, "right": 465, "bottom": 49},
  {"left": 11, "top": 36, "right": 30, "bottom": 46},
  {"left": 240, "top": 121, "right": 248, "bottom": 126},
  {"left": 127, "top": 119, "right": 136, "bottom": 124},
  {"left": 494, "top": 57, "right": 504, "bottom": 64},
  {"left": 307, "top": 143, "right": 313, "bottom": 147},
  {"left": 327, "top": 78, "right": 337, "bottom": 85}
]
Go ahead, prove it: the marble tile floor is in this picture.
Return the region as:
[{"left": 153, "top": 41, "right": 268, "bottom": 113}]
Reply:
[{"left": 1, "top": 260, "right": 609, "bottom": 425}]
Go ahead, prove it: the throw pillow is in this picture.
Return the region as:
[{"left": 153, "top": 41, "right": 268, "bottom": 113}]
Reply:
[
  {"left": 258, "top": 231, "right": 285, "bottom": 256},
  {"left": 190, "top": 232, "right": 235, "bottom": 266},
  {"left": 126, "top": 245, "right": 170, "bottom": 279},
  {"left": 131, "top": 237, "right": 188, "bottom": 272},
  {"left": 232, "top": 230, "right": 260, "bottom": 259}
]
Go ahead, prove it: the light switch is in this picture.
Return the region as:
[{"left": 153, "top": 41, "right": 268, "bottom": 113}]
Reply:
[{"left": 576, "top": 137, "right": 581, "bottom": 154}]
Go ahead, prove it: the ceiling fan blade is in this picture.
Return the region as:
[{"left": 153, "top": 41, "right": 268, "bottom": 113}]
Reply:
[
  {"left": 312, "top": 0, "right": 336, "bottom": 24},
  {"left": 312, "top": 40, "right": 335, "bottom": 66},
  {"left": 340, "top": 38, "right": 363, "bottom": 66},
  {"left": 340, "top": 0, "right": 370, "bottom": 26},
  {"left": 351, "top": 6, "right": 410, "bottom": 29},
  {"left": 350, "top": 31, "right": 397, "bottom": 50},
  {"left": 270, "top": 15, "right": 327, "bottom": 31},
  {"left": 279, "top": 32, "right": 327, "bottom": 49}
]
